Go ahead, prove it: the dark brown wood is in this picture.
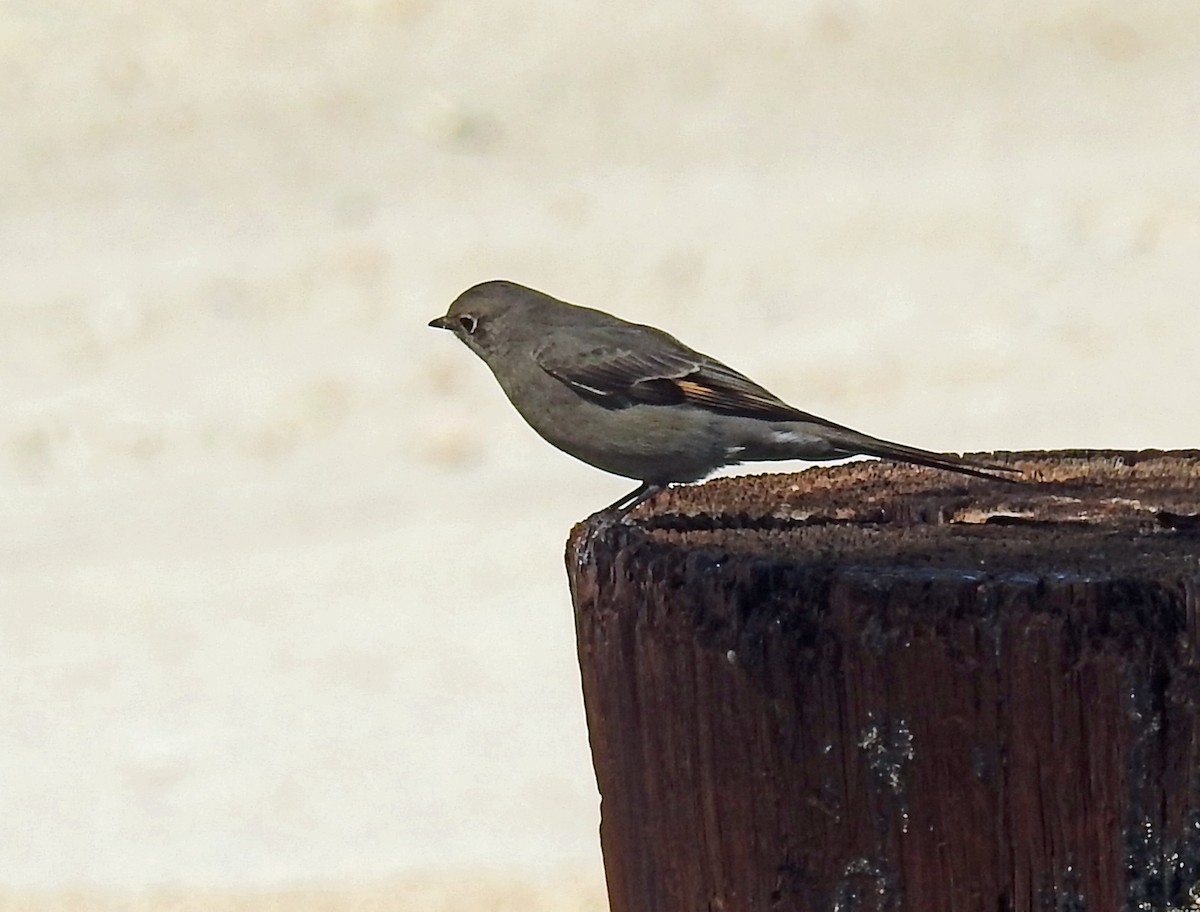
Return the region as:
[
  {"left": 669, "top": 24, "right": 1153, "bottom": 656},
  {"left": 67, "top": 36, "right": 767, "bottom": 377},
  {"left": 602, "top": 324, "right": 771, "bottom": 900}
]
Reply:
[{"left": 567, "top": 450, "right": 1200, "bottom": 912}]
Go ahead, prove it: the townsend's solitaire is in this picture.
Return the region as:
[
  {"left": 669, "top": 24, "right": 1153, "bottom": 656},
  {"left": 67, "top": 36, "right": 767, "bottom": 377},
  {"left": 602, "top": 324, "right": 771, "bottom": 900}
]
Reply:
[{"left": 429, "top": 280, "right": 1017, "bottom": 514}]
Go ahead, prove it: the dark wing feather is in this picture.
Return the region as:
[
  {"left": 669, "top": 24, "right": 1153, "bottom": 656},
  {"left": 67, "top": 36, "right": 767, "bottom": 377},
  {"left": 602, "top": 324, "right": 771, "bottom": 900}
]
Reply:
[
  {"left": 534, "top": 346, "right": 692, "bottom": 407},
  {"left": 533, "top": 332, "right": 1021, "bottom": 481},
  {"left": 535, "top": 338, "right": 846, "bottom": 427}
]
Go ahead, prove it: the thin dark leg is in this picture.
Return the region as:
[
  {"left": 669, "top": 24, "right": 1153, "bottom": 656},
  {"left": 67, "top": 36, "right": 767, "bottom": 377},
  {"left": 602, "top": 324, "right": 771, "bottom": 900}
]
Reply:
[{"left": 602, "top": 481, "right": 665, "bottom": 516}]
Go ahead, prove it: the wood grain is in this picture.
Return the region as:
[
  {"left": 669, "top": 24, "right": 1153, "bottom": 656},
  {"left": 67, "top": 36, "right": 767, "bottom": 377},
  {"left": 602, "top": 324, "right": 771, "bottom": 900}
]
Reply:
[{"left": 568, "top": 451, "right": 1200, "bottom": 912}]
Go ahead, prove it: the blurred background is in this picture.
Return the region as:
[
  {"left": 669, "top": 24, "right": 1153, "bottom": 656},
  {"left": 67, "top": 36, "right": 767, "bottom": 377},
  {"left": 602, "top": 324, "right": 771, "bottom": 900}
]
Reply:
[{"left": 2, "top": 0, "right": 1198, "bottom": 908}]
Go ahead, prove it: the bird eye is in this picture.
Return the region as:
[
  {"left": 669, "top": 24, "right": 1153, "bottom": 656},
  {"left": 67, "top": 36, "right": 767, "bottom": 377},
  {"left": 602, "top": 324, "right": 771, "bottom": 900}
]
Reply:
[{"left": 457, "top": 314, "right": 478, "bottom": 334}]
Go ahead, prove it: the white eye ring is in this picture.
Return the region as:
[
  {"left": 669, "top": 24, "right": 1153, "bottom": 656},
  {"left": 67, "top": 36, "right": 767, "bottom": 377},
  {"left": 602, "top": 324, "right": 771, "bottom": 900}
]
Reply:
[{"left": 457, "top": 314, "right": 478, "bottom": 334}]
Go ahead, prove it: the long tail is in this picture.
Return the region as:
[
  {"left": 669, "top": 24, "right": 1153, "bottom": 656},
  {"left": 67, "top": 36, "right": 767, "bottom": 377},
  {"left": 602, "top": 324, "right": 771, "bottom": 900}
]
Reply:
[{"left": 825, "top": 430, "right": 1020, "bottom": 482}]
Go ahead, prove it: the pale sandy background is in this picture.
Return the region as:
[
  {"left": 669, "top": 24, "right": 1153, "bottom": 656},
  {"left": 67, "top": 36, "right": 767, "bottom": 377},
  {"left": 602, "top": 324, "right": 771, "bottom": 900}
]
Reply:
[{"left": 2, "top": 0, "right": 1198, "bottom": 908}]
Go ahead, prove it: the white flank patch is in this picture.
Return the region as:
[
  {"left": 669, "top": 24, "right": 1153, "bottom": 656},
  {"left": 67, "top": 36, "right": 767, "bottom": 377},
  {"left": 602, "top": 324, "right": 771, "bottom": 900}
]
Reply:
[{"left": 772, "top": 429, "right": 829, "bottom": 448}]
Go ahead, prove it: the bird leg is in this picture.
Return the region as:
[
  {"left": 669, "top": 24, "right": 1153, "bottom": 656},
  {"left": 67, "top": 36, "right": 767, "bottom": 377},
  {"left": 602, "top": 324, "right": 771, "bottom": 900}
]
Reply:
[{"left": 602, "top": 481, "right": 665, "bottom": 516}]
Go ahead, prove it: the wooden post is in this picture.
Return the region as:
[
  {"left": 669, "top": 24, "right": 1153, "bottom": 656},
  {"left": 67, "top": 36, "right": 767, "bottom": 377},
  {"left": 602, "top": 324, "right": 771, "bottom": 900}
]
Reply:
[{"left": 567, "top": 450, "right": 1200, "bottom": 912}]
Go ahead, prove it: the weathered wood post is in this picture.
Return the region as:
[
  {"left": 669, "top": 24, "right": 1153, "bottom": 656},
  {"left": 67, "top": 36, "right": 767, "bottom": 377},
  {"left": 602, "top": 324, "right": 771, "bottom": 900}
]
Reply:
[{"left": 567, "top": 450, "right": 1200, "bottom": 912}]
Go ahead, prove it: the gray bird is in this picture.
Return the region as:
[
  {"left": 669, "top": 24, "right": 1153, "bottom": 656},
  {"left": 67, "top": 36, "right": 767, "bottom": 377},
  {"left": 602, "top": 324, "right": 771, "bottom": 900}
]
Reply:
[{"left": 429, "top": 280, "right": 1017, "bottom": 514}]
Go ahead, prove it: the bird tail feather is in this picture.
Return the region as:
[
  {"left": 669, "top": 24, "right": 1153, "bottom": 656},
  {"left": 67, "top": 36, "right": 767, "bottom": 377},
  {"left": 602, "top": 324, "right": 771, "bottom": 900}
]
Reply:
[{"left": 825, "top": 431, "right": 1020, "bottom": 482}]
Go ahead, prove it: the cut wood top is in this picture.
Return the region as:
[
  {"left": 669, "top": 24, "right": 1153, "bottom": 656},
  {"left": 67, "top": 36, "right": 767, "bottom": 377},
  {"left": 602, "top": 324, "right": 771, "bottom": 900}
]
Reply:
[{"left": 573, "top": 450, "right": 1200, "bottom": 580}]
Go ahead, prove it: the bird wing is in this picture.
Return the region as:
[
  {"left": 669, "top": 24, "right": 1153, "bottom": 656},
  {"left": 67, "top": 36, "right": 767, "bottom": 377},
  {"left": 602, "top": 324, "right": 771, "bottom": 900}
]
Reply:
[
  {"left": 533, "top": 328, "right": 1021, "bottom": 481},
  {"left": 534, "top": 333, "right": 845, "bottom": 427}
]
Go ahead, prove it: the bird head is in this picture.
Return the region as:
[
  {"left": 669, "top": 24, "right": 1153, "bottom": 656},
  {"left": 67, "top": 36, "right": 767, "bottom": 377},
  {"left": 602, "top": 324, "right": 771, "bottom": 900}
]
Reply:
[{"left": 428, "top": 280, "right": 547, "bottom": 361}]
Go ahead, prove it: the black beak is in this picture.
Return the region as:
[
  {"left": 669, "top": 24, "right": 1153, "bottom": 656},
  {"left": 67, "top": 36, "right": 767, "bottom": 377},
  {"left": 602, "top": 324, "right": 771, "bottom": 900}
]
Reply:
[{"left": 428, "top": 315, "right": 454, "bottom": 330}]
